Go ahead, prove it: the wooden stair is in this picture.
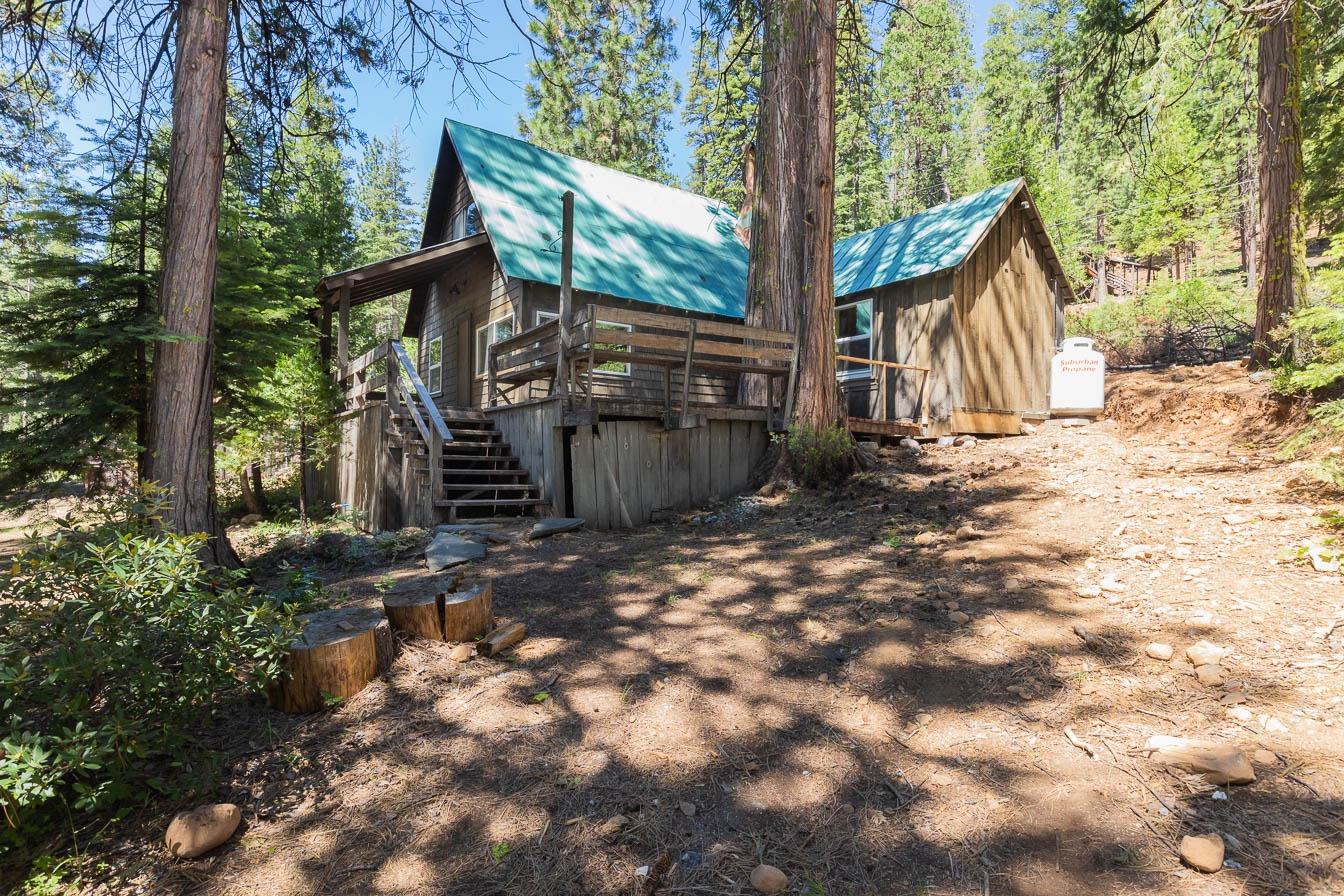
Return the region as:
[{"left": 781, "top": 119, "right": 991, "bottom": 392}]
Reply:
[{"left": 391, "top": 409, "right": 544, "bottom": 521}]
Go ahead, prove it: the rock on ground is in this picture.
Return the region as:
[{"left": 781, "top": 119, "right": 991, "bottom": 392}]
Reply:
[
  {"left": 528, "top": 517, "right": 586, "bottom": 540},
  {"left": 749, "top": 864, "right": 788, "bottom": 893},
  {"left": 1180, "top": 833, "right": 1225, "bottom": 873},
  {"left": 1145, "top": 642, "right": 1174, "bottom": 660},
  {"left": 425, "top": 533, "right": 487, "bottom": 571},
  {"left": 165, "top": 804, "right": 242, "bottom": 859}
]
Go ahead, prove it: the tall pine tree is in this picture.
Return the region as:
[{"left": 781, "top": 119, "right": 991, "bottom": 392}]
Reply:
[
  {"left": 351, "top": 129, "right": 419, "bottom": 348},
  {"left": 683, "top": 10, "right": 759, "bottom": 207},
  {"left": 879, "top": 0, "right": 975, "bottom": 216},
  {"left": 520, "top": 0, "right": 680, "bottom": 181},
  {"left": 834, "top": 2, "right": 888, "bottom": 236}
]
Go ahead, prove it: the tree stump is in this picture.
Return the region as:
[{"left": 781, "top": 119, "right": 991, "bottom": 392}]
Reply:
[
  {"left": 267, "top": 607, "right": 395, "bottom": 713},
  {"left": 442, "top": 581, "right": 493, "bottom": 642},
  {"left": 383, "top": 580, "right": 493, "bottom": 643},
  {"left": 382, "top": 592, "right": 444, "bottom": 641}
]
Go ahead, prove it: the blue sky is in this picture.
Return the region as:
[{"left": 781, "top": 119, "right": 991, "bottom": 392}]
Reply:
[{"left": 342, "top": 0, "right": 1001, "bottom": 191}]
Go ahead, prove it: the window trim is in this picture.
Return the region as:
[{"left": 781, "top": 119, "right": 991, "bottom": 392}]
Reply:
[
  {"left": 835, "top": 297, "right": 873, "bottom": 382},
  {"left": 537, "top": 310, "right": 633, "bottom": 377},
  {"left": 425, "top": 335, "right": 443, "bottom": 396},
  {"left": 475, "top": 314, "right": 516, "bottom": 379}
]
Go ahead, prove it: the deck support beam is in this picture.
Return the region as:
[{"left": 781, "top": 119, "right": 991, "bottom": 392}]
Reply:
[
  {"left": 555, "top": 191, "right": 574, "bottom": 404},
  {"left": 337, "top": 283, "right": 351, "bottom": 369}
]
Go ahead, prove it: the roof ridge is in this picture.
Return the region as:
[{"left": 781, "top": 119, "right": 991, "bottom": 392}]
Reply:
[
  {"left": 444, "top": 118, "right": 736, "bottom": 213},
  {"left": 836, "top": 178, "right": 1023, "bottom": 247}
]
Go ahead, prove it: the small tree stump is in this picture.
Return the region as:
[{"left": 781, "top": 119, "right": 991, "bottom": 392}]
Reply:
[
  {"left": 442, "top": 581, "right": 493, "bottom": 642},
  {"left": 383, "top": 580, "right": 493, "bottom": 643},
  {"left": 267, "top": 607, "right": 394, "bottom": 713},
  {"left": 383, "top": 592, "right": 443, "bottom": 641}
]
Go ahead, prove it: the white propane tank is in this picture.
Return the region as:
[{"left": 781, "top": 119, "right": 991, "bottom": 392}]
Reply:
[{"left": 1050, "top": 337, "right": 1106, "bottom": 417}]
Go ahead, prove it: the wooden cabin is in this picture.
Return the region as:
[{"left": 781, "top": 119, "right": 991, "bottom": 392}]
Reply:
[
  {"left": 832, "top": 179, "right": 1073, "bottom": 437},
  {"left": 314, "top": 122, "right": 1072, "bottom": 531}
]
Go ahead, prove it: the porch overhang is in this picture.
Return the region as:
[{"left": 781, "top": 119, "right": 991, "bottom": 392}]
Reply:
[{"left": 316, "top": 232, "right": 490, "bottom": 307}]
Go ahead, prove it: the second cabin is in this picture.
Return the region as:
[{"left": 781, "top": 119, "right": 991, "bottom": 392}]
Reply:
[{"left": 315, "top": 120, "right": 1074, "bottom": 531}]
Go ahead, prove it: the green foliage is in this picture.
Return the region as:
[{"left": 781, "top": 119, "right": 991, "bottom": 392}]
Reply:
[
  {"left": 1067, "top": 278, "right": 1253, "bottom": 366},
  {"left": 835, "top": 3, "right": 889, "bottom": 237},
  {"left": 779, "top": 424, "right": 856, "bottom": 489},
  {"left": 0, "top": 488, "right": 301, "bottom": 828},
  {"left": 880, "top": 0, "right": 976, "bottom": 217},
  {"left": 520, "top": 0, "right": 680, "bottom": 182},
  {"left": 683, "top": 11, "right": 759, "bottom": 207},
  {"left": 351, "top": 129, "right": 420, "bottom": 352}
]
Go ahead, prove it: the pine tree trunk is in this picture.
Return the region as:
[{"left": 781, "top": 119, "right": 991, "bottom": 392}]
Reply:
[
  {"left": 1252, "top": 0, "right": 1305, "bottom": 368},
  {"left": 145, "top": 0, "right": 236, "bottom": 565},
  {"left": 1094, "top": 211, "right": 1108, "bottom": 303},
  {"left": 240, "top": 463, "right": 267, "bottom": 517},
  {"left": 746, "top": 0, "right": 845, "bottom": 483}
]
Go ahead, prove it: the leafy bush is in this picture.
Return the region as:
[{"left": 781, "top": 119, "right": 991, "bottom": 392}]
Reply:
[
  {"left": 1067, "top": 277, "right": 1253, "bottom": 366},
  {"left": 0, "top": 488, "right": 301, "bottom": 828},
  {"left": 1273, "top": 239, "right": 1344, "bottom": 490},
  {"left": 779, "top": 423, "right": 855, "bottom": 489}
]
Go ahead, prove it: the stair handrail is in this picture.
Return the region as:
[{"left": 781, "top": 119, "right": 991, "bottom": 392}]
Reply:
[{"left": 390, "top": 341, "right": 452, "bottom": 444}]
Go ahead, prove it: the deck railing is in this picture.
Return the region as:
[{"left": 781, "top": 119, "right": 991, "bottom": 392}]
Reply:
[
  {"left": 487, "top": 303, "right": 798, "bottom": 427},
  {"left": 836, "top": 354, "right": 932, "bottom": 428},
  {"left": 336, "top": 340, "right": 452, "bottom": 501}
]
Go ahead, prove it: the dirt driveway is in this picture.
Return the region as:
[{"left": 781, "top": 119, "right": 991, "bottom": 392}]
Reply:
[{"left": 117, "top": 366, "right": 1341, "bottom": 896}]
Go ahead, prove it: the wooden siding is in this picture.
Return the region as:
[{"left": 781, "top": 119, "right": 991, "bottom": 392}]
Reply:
[
  {"left": 952, "top": 201, "right": 1056, "bottom": 415},
  {"left": 865, "top": 271, "right": 959, "bottom": 426},
  {"left": 326, "top": 403, "right": 434, "bottom": 532},
  {"left": 485, "top": 398, "right": 566, "bottom": 515},
  {"left": 569, "top": 418, "right": 767, "bottom": 528}
]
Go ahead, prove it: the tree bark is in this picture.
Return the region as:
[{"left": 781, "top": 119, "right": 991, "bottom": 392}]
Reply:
[
  {"left": 1094, "top": 211, "right": 1108, "bottom": 303},
  {"left": 745, "top": 0, "right": 841, "bottom": 437},
  {"left": 145, "top": 0, "right": 236, "bottom": 564},
  {"left": 240, "top": 462, "right": 267, "bottom": 517},
  {"left": 1252, "top": 0, "right": 1305, "bottom": 368}
]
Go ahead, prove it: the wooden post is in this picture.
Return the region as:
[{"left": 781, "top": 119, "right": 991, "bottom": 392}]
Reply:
[
  {"left": 679, "top": 319, "right": 696, "bottom": 428},
  {"left": 337, "top": 283, "right": 351, "bottom": 369},
  {"left": 586, "top": 305, "right": 597, "bottom": 410},
  {"left": 487, "top": 341, "right": 497, "bottom": 408},
  {"left": 555, "top": 191, "right": 574, "bottom": 403},
  {"left": 385, "top": 341, "right": 400, "bottom": 419}
]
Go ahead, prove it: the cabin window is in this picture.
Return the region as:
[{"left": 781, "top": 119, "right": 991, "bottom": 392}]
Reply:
[
  {"left": 475, "top": 315, "right": 515, "bottom": 378},
  {"left": 426, "top": 335, "right": 443, "bottom": 396},
  {"left": 450, "top": 202, "right": 480, "bottom": 241},
  {"left": 835, "top": 298, "right": 872, "bottom": 381},
  {"left": 537, "top": 310, "right": 632, "bottom": 376}
]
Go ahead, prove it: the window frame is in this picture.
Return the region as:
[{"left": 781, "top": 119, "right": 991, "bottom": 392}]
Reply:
[
  {"left": 537, "top": 309, "right": 633, "bottom": 377},
  {"left": 450, "top": 202, "right": 481, "bottom": 241},
  {"left": 475, "top": 314, "right": 516, "bottom": 379},
  {"left": 834, "top": 297, "right": 873, "bottom": 382},
  {"left": 425, "top": 335, "right": 443, "bottom": 396}
]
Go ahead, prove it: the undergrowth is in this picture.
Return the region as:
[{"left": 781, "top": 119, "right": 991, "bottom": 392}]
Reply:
[
  {"left": 1067, "top": 277, "right": 1252, "bottom": 366},
  {"left": 0, "top": 487, "right": 303, "bottom": 859}
]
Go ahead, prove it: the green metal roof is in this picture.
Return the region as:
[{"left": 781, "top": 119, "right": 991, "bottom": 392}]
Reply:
[
  {"left": 446, "top": 119, "right": 749, "bottom": 318},
  {"left": 833, "top": 179, "right": 1024, "bottom": 298}
]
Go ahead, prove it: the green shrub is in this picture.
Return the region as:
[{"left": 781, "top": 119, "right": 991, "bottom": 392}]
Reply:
[
  {"left": 0, "top": 487, "right": 301, "bottom": 828},
  {"left": 780, "top": 423, "right": 855, "bottom": 489},
  {"left": 1067, "top": 277, "right": 1252, "bottom": 366}
]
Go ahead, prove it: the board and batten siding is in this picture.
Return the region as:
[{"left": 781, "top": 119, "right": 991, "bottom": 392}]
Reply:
[
  {"left": 951, "top": 201, "right": 1056, "bottom": 416},
  {"left": 569, "top": 418, "right": 768, "bottom": 528},
  {"left": 864, "top": 271, "right": 959, "bottom": 426}
]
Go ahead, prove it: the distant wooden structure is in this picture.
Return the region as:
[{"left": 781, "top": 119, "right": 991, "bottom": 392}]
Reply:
[
  {"left": 832, "top": 179, "right": 1075, "bottom": 437},
  {"left": 315, "top": 123, "right": 1075, "bottom": 531}
]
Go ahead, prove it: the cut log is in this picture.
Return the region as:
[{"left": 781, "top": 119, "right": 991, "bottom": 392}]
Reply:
[
  {"left": 478, "top": 621, "right": 527, "bottom": 658},
  {"left": 267, "top": 607, "right": 393, "bottom": 713},
  {"left": 442, "top": 581, "right": 493, "bottom": 642},
  {"left": 383, "top": 592, "right": 444, "bottom": 641}
]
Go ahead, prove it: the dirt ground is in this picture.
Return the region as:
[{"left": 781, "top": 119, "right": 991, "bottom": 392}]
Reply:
[{"left": 94, "top": 363, "right": 1344, "bottom": 896}]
